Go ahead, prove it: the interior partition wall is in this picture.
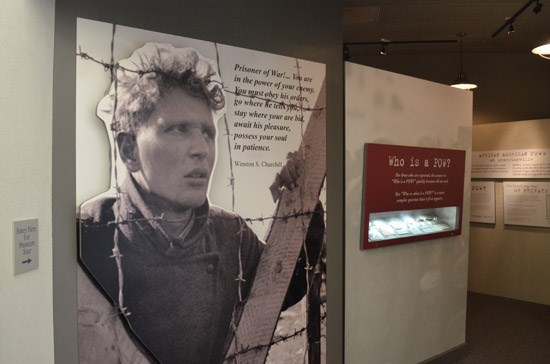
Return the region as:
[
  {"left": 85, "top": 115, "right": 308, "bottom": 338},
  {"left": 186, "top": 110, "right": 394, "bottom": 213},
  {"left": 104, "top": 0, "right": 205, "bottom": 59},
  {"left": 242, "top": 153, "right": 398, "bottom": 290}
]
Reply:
[
  {"left": 1, "top": 1, "right": 55, "bottom": 363},
  {"left": 53, "top": 1, "right": 343, "bottom": 363},
  {"left": 469, "top": 118, "right": 550, "bottom": 306},
  {"left": 345, "top": 62, "right": 472, "bottom": 363}
]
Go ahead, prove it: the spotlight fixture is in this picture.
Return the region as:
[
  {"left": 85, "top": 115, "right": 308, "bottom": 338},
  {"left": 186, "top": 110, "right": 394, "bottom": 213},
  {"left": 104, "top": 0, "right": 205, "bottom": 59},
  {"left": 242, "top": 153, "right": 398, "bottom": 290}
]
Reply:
[
  {"left": 492, "top": 0, "right": 544, "bottom": 38},
  {"left": 343, "top": 38, "right": 457, "bottom": 56},
  {"left": 380, "top": 41, "right": 388, "bottom": 55},
  {"left": 450, "top": 33, "right": 477, "bottom": 90},
  {"left": 533, "top": 0, "right": 543, "bottom": 13},
  {"left": 344, "top": 45, "right": 351, "bottom": 61}
]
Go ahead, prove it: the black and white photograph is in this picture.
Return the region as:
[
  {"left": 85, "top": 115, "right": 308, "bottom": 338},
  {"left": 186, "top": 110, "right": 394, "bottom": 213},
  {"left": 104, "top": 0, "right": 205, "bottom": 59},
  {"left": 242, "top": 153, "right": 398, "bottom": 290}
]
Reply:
[{"left": 76, "top": 18, "right": 326, "bottom": 364}]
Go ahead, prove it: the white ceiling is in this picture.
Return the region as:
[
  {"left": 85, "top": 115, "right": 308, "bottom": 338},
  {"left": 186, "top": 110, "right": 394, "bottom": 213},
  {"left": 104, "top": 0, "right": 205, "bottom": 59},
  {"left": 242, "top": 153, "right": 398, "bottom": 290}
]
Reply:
[{"left": 343, "top": 0, "right": 550, "bottom": 56}]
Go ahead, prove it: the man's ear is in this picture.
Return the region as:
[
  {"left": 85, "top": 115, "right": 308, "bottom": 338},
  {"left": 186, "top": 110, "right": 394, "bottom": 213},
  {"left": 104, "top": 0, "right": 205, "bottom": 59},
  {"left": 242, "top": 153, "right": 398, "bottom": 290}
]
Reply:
[{"left": 116, "top": 132, "right": 140, "bottom": 172}]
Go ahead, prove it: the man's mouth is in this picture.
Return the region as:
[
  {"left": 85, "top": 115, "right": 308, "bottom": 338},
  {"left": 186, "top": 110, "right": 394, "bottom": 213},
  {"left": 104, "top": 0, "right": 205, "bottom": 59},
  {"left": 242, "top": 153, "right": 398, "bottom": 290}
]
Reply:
[{"left": 185, "top": 168, "right": 208, "bottom": 179}]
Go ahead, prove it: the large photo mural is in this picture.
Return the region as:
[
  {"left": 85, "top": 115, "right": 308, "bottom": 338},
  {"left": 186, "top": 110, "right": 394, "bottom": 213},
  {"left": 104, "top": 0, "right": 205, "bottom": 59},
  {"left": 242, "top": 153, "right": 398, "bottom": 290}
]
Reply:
[{"left": 76, "top": 18, "right": 326, "bottom": 364}]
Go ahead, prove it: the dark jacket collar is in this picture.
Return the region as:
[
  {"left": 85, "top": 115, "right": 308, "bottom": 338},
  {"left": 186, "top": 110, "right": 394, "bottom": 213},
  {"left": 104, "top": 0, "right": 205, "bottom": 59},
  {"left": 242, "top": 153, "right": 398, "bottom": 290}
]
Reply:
[{"left": 116, "top": 175, "right": 210, "bottom": 258}]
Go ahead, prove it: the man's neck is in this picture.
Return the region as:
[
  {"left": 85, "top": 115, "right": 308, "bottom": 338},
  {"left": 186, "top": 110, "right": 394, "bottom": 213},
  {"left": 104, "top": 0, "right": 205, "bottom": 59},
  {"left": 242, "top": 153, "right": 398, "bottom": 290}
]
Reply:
[{"left": 138, "top": 188, "right": 195, "bottom": 239}]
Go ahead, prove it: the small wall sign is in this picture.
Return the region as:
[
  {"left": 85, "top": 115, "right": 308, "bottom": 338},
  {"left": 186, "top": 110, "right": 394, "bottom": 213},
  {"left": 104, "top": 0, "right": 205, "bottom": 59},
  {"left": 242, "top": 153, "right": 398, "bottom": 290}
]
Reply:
[{"left": 13, "top": 219, "right": 39, "bottom": 275}]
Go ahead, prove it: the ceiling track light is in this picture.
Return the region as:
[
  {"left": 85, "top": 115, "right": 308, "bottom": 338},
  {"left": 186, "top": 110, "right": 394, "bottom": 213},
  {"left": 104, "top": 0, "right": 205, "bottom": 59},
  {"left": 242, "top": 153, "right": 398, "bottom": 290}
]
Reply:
[
  {"left": 345, "top": 39, "right": 457, "bottom": 47},
  {"left": 343, "top": 39, "right": 456, "bottom": 58},
  {"left": 380, "top": 41, "right": 388, "bottom": 55},
  {"left": 450, "top": 32, "right": 477, "bottom": 91},
  {"left": 344, "top": 45, "right": 351, "bottom": 61},
  {"left": 491, "top": 0, "right": 548, "bottom": 59},
  {"left": 533, "top": 1, "right": 543, "bottom": 13},
  {"left": 492, "top": 0, "right": 543, "bottom": 38}
]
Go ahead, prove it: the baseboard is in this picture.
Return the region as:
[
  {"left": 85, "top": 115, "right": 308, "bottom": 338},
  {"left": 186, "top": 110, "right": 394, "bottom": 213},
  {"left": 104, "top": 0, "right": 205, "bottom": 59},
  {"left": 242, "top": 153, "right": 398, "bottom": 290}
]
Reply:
[{"left": 419, "top": 343, "right": 470, "bottom": 364}]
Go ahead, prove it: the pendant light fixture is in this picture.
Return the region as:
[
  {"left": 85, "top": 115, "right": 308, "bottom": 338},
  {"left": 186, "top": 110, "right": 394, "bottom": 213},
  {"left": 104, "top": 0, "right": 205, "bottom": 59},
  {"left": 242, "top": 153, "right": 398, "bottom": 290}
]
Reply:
[
  {"left": 532, "top": 43, "right": 550, "bottom": 59},
  {"left": 450, "top": 33, "right": 477, "bottom": 90},
  {"left": 532, "top": 32, "right": 550, "bottom": 59}
]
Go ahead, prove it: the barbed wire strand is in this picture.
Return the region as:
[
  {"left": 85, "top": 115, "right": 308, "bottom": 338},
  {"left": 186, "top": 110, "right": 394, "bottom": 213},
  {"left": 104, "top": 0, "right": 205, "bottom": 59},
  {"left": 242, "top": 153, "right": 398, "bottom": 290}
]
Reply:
[
  {"left": 295, "top": 58, "right": 311, "bottom": 361},
  {"left": 225, "top": 86, "right": 324, "bottom": 113},
  {"left": 82, "top": 208, "right": 326, "bottom": 230},
  {"left": 77, "top": 36, "right": 326, "bottom": 362},
  {"left": 214, "top": 42, "right": 237, "bottom": 212},
  {"left": 224, "top": 313, "right": 327, "bottom": 362},
  {"left": 294, "top": 58, "right": 314, "bottom": 363},
  {"left": 76, "top": 50, "right": 325, "bottom": 115},
  {"left": 103, "top": 23, "right": 130, "bottom": 318},
  {"left": 212, "top": 46, "right": 246, "bottom": 357}
]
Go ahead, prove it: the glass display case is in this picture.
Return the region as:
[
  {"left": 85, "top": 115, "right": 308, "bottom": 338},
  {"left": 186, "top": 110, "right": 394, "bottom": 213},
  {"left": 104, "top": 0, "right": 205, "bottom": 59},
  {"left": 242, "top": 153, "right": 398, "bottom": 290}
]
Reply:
[{"left": 366, "top": 207, "right": 460, "bottom": 243}]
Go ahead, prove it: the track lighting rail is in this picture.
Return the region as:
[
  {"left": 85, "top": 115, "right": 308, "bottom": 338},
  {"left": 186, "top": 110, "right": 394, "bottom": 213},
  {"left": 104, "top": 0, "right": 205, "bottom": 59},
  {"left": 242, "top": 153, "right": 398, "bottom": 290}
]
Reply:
[{"left": 492, "top": 0, "right": 543, "bottom": 38}]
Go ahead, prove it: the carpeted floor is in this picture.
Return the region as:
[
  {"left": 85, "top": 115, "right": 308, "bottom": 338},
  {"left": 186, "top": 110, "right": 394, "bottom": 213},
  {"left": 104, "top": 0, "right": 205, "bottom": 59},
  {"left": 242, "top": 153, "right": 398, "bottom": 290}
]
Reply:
[{"left": 455, "top": 292, "right": 550, "bottom": 364}]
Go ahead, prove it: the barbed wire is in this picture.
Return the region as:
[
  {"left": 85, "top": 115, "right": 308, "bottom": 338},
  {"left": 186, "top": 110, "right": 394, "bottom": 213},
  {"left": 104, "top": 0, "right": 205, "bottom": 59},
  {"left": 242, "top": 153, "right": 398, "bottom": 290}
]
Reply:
[
  {"left": 226, "top": 86, "right": 325, "bottom": 113},
  {"left": 77, "top": 32, "right": 325, "bottom": 363},
  {"left": 100, "top": 247, "right": 328, "bottom": 362},
  {"left": 224, "top": 312, "right": 327, "bottom": 362},
  {"left": 76, "top": 49, "right": 326, "bottom": 115},
  {"left": 103, "top": 296, "right": 328, "bottom": 360},
  {"left": 214, "top": 42, "right": 237, "bottom": 212},
  {"left": 102, "top": 23, "right": 129, "bottom": 318},
  {"left": 81, "top": 208, "right": 326, "bottom": 229}
]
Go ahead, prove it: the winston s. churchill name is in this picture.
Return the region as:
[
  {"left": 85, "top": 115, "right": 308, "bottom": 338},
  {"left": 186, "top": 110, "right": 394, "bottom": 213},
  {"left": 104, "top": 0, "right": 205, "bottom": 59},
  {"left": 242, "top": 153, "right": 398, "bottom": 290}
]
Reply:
[{"left": 234, "top": 160, "right": 283, "bottom": 168}]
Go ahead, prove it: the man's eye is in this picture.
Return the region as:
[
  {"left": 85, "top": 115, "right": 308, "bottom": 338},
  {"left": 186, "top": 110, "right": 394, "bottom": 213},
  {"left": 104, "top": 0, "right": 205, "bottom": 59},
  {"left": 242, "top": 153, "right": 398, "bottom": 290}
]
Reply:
[
  {"left": 203, "top": 129, "right": 215, "bottom": 140},
  {"left": 170, "top": 125, "right": 188, "bottom": 134}
]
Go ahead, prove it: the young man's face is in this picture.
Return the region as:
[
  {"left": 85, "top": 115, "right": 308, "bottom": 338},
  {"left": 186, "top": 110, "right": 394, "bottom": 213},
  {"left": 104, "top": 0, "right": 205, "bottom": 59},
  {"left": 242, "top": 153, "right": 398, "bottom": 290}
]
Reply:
[{"left": 132, "top": 87, "right": 216, "bottom": 210}]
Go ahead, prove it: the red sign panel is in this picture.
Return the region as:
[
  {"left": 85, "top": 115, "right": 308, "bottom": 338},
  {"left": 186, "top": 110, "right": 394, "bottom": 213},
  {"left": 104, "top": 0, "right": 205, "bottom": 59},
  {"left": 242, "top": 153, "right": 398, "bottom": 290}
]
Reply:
[{"left": 362, "top": 143, "right": 466, "bottom": 250}]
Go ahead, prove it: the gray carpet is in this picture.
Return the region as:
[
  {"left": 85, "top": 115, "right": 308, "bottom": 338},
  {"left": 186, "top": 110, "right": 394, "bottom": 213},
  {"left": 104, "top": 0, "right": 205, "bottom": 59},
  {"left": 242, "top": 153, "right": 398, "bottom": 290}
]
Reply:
[{"left": 455, "top": 292, "right": 550, "bottom": 364}]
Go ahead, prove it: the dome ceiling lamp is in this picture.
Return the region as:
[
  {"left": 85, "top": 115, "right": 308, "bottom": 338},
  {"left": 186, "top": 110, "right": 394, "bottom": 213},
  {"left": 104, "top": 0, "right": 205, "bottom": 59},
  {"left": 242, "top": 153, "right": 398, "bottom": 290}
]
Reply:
[
  {"left": 532, "top": 28, "right": 550, "bottom": 59},
  {"left": 450, "top": 32, "right": 477, "bottom": 91},
  {"left": 532, "top": 43, "right": 550, "bottom": 59}
]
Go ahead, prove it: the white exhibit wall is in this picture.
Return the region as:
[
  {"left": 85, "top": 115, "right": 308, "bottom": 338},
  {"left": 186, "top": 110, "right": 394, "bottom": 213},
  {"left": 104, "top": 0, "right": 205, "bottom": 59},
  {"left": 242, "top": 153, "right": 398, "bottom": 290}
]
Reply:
[
  {"left": 0, "top": 1, "right": 56, "bottom": 363},
  {"left": 345, "top": 63, "right": 472, "bottom": 363},
  {"left": 469, "top": 119, "right": 550, "bottom": 306}
]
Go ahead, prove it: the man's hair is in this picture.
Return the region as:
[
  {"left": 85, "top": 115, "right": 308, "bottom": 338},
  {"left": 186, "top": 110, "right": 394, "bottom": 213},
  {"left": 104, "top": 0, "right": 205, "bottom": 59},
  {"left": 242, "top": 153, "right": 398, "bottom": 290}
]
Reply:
[{"left": 97, "top": 43, "right": 226, "bottom": 132}]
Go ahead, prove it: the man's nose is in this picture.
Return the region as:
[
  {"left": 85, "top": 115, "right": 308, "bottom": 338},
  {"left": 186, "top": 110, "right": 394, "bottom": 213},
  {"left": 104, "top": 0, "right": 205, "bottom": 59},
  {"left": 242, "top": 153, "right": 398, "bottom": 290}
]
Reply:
[{"left": 188, "top": 129, "right": 209, "bottom": 157}]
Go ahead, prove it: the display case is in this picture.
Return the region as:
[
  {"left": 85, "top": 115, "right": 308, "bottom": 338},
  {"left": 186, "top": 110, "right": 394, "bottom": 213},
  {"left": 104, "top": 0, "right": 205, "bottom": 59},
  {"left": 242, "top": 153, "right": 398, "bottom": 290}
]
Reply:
[
  {"left": 367, "top": 207, "right": 460, "bottom": 242},
  {"left": 361, "top": 143, "right": 466, "bottom": 250}
]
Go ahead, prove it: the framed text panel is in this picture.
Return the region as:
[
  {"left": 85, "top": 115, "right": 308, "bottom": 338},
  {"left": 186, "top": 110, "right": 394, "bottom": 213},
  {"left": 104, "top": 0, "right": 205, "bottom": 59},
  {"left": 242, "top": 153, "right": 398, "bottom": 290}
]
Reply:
[
  {"left": 361, "top": 143, "right": 466, "bottom": 250},
  {"left": 472, "top": 148, "right": 550, "bottom": 179},
  {"left": 470, "top": 181, "right": 496, "bottom": 224},
  {"left": 503, "top": 181, "right": 550, "bottom": 228}
]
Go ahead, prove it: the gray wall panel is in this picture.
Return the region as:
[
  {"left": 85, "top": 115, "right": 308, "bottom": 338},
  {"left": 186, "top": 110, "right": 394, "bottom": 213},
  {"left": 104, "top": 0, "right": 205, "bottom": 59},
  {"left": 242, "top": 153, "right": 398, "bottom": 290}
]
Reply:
[{"left": 53, "top": 1, "right": 343, "bottom": 363}]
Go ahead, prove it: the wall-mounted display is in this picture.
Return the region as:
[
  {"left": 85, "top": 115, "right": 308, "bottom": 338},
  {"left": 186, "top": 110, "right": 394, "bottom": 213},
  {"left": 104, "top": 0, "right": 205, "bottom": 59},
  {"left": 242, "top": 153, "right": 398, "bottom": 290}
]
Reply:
[
  {"left": 361, "top": 143, "right": 466, "bottom": 250},
  {"left": 472, "top": 148, "right": 550, "bottom": 178},
  {"left": 503, "top": 181, "right": 550, "bottom": 228},
  {"left": 76, "top": 18, "right": 326, "bottom": 364},
  {"left": 470, "top": 181, "right": 496, "bottom": 223},
  {"left": 368, "top": 207, "right": 460, "bottom": 241}
]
